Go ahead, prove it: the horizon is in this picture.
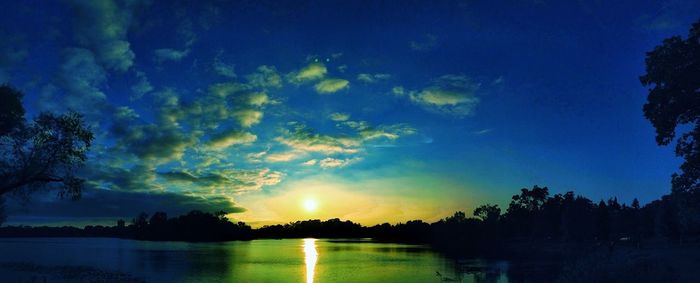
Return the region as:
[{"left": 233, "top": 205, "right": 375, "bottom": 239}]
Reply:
[{"left": 1, "top": 0, "right": 698, "bottom": 228}]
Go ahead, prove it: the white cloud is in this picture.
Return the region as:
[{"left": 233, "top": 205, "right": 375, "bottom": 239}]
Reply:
[
  {"left": 314, "top": 78, "right": 349, "bottom": 94},
  {"left": 57, "top": 48, "right": 108, "bottom": 115},
  {"left": 289, "top": 62, "right": 327, "bottom": 83},
  {"left": 247, "top": 65, "right": 282, "bottom": 89},
  {"left": 266, "top": 152, "right": 302, "bottom": 163},
  {"left": 391, "top": 86, "right": 405, "bottom": 96},
  {"left": 209, "top": 82, "right": 248, "bottom": 97},
  {"left": 408, "top": 75, "right": 481, "bottom": 116},
  {"left": 410, "top": 34, "right": 438, "bottom": 51},
  {"left": 68, "top": 0, "right": 138, "bottom": 72},
  {"left": 213, "top": 60, "right": 236, "bottom": 78},
  {"left": 275, "top": 127, "right": 360, "bottom": 154},
  {"left": 246, "top": 92, "right": 269, "bottom": 106},
  {"left": 357, "top": 73, "right": 391, "bottom": 83},
  {"left": 233, "top": 110, "right": 263, "bottom": 128},
  {"left": 319, "top": 157, "right": 361, "bottom": 168},
  {"left": 154, "top": 48, "right": 190, "bottom": 62},
  {"left": 329, "top": 112, "right": 350, "bottom": 122},
  {"left": 207, "top": 130, "right": 257, "bottom": 150},
  {"left": 159, "top": 168, "right": 283, "bottom": 193},
  {"left": 302, "top": 159, "right": 317, "bottom": 166},
  {"left": 131, "top": 71, "right": 153, "bottom": 100}
]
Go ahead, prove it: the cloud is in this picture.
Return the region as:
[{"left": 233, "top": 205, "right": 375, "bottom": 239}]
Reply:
[
  {"left": 68, "top": 0, "right": 139, "bottom": 72},
  {"left": 410, "top": 34, "right": 438, "bottom": 51},
  {"left": 131, "top": 71, "right": 153, "bottom": 100},
  {"left": 314, "top": 78, "right": 349, "bottom": 94},
  {"left": 246, "top": 92, "right": 269, "bottom": 106},
  {"left": 154, "top": 48, "right": 190, "bottom": 62},
  {"left": 319, "top": 157, "right": 361, "bottom": 168},
  {"left": 209, "top": 82, "right": 248, "bottom": 97},
  {"left": 273, "top": 122, "right": 415, "bottom": 158},
  {"left": 0, "top": 31, "right": 28, "bottom": 82},
  {"left": 358, "top": 124, "right": 416, "bottom": 141},
  {"left": 265, "top": 152, "right": 302, "bottom": 162},
  {"left": 246, "top": 65, "right": 282, "bottom": 89},
  {"left": 473, "top": 129, "right": 493, "bottom": 135},
  {"left": 207, "top": 130, "right": 257, "bottom": 150},
  {"left": 233, "top": 109, "right": 263, "bottom": 127},
  {"left": 246, "top": 150, "right": 267, "bottom": 163},
  {"left": 54, "top": 48, "right": 108, "bottom": 115},
  {"left": 302, "top": 159, "right": 317, "bottom": 166},
  {"left": 159, "top": 168, "right": 281, "bottom": 193},
  {"left": 275, "top": 127, "right": 361, "bottom": 154},
  {"left": 289, "top": 62, "right": 327, "bottom": 82},
  {"left": 391, "top": 86, "right": 405, "bottom": 96},
  {"left": 159, "top": 168, "right": 283, "bottom": 193},
  {"left": 213, "top": 59, "right": 236, "bottom": 78},
  {"left": 329, "top": 112, "right": 350, "bottom": 122},
  {"left": 357, "top": 73, "right": 391, "bottom": 83},
  {"left": 120, "top": 124, "right": 195, "bottom": 163},
  {"left": 408, "top": 75, "right": 481, "bottom": 116},
  {"left": 5, "top": 188, "right": 246, "bottom": 226}
]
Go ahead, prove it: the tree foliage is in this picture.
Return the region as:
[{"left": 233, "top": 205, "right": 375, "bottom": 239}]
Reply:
[
  {"left": 641, "top": 19, "right": 700, "bottom": 192},
  {"left": 0, "top": 85, "right": 93, "bottom": 199}
]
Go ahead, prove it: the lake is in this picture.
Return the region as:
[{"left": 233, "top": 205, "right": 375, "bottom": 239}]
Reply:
[{"left": 0, "top": 238, "right": 512, "bottom": 282}]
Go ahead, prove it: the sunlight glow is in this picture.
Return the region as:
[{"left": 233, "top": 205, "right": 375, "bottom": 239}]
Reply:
[
  {"left": 303, "top": 198, "right": 318, "bottom": 212},
  {"left": 303, "top": 238, "right": 318, "bottom": 283}
]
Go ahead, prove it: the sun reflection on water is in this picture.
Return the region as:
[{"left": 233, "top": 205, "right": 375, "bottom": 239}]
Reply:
[{"left": 303, "top": 238, "right": 318, "bottom": 283}]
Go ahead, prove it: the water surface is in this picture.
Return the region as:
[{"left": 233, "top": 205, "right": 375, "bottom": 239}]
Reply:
[{"left": 0, "top": 238, "right": 510, "bottom": 282}]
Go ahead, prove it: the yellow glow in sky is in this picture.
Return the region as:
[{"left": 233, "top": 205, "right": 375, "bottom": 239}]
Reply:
[
  {"left": 303, "top": 198, "right": 318, "bottom": 212},
  {"left": 232, "top": 171, "right": 483, "bottom": 227}
]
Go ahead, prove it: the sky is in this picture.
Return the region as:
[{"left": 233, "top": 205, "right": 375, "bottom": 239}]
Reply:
[{"left": 1, "top": 0, "right": 698, "bottom": 227}]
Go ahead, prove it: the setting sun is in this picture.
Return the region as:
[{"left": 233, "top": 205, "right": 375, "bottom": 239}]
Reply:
[{"left": 302, "top": 198, "right": 318, "bottom": 212}]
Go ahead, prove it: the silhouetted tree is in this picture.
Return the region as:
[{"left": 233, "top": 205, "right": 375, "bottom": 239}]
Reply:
[
  {"left": 0, "top": 197, "right": 5, "bottom": 226},
  {"left": 473, "top": 204, "right": 501, "bottom": 223},
  {"left": 596, "top": 200, "right": 610, "bottom": 241},
  {"left": 641, "top": 19, "right": 700, "bottom": 193},
  {"left": 149, "top": 212, "right": 168, "bottom": 226},
  {"left": 133, "top": 212, "right": 149, "bottom": 230},
  {"left": 505, "top": 185, "right": 549, "bottom": 238},
  {"left": 0, "top": 85, "right": 93, "bottom": 200},
  {"left": 631, "top": 198, "right": 640, "bottom": 210}
]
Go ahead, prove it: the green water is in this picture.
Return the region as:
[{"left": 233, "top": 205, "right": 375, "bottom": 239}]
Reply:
[{"left": 0, "top": 238, "right": 510, "bottom": 282}]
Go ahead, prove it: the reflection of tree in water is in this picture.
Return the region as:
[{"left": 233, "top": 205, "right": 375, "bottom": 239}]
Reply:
[{"left": 437, "top": 259, "right": 509, "bottom": 283}]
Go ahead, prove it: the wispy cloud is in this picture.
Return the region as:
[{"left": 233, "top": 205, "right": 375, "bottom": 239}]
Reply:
[
  {"left": 289, "top": 62, "right": 327, "bottom": 83},
  {"left": 207, "top": 130, "right": 257, "bottom": 150},
  {"left": 154, "top": 48, "right": 190, "bottom": 62},
  {"left": 329, "top": 112, "right": 350, "bottom": 122},
  {"left": 408, "top": 74, "right": 481, "bottom": 116},
  {"left": 67, "top": 0, "right": 139, "bottom": 71},
  {"left": 247, "top": 65, "right": 283, "bottom": 89},
  {"left": 410, "top": 34, "right": 438, "bottom": 51},
  {"left": 314, "top": 78, "right": 349, "bottom": 94},
  {"left": 131, "top": 71, "right": 153, "bottom": 100},
  {"left": 357, "top": 73, "right": 391, "bottom": 83},
  {"left": 319, "top": 157, "right": 361, "bottom": 168}
]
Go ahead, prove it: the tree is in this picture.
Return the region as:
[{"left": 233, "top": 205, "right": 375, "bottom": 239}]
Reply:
[
  {"left": 641, "top": 19, "right": 700, "bottom": 193},
  {"left": 473, "top": 204, "right": 501, "bottom": 223},
  {"left": 0, "top": 85, "right": 93, "bottom": 199},
  {"left": 0, "top": 197, "right": 6, "bottom": 226}
]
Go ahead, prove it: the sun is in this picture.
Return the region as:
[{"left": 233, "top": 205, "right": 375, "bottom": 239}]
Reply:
[{"left": 302, "top": 198, "right": 318, "bottom": 212}]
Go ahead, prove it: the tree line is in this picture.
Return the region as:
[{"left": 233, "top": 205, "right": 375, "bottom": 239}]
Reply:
[{"left": 2, "top": 185, "right": 699, "bottom": 259}]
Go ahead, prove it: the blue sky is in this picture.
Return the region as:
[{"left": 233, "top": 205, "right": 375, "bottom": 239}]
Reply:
[{"left": 1, "top": 0, "right": 698, "bottom": 226}]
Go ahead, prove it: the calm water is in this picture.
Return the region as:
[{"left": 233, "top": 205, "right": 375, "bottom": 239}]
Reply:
[{"left": 0, "top": 238, "right": 511, "bottom": 282}]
